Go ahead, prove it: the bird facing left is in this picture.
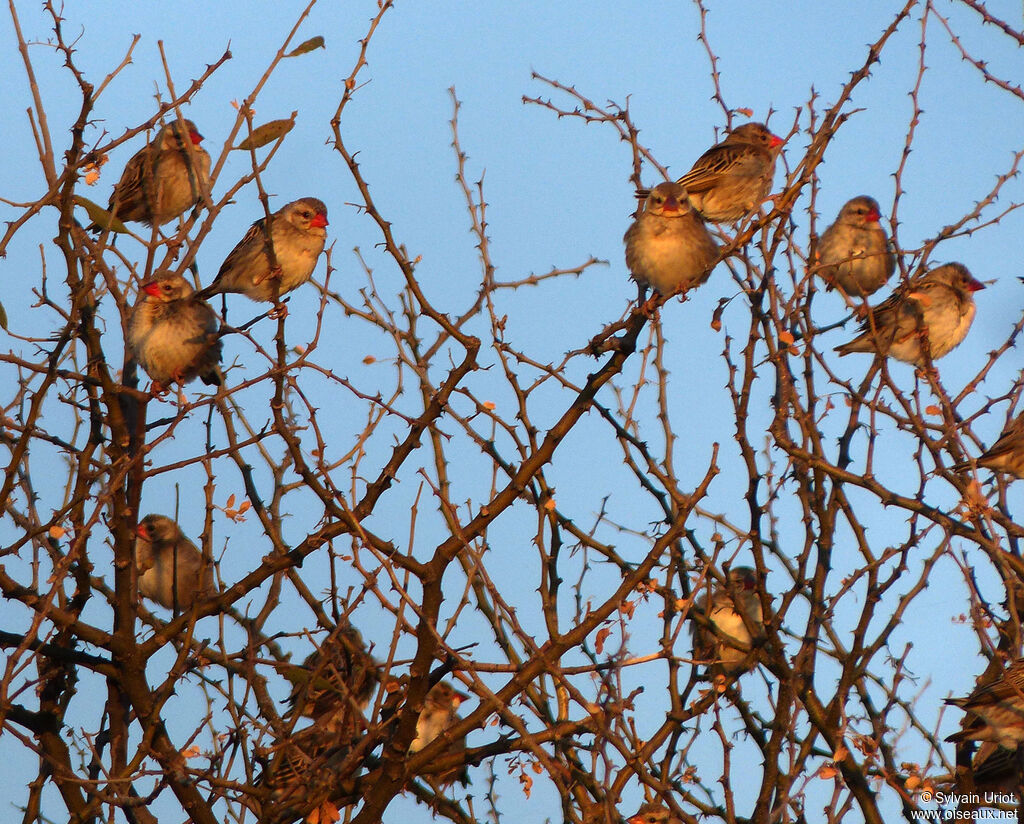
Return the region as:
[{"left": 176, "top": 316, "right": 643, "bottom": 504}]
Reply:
[{"left": 134, "top": 514, "right": 216, "bottom": 610}]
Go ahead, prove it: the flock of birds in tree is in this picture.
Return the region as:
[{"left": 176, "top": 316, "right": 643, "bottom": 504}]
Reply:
[{"left": 94, "top": 115, "right": 1024, "bottom": 820}]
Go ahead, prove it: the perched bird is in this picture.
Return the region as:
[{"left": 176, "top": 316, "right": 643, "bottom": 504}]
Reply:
[
  {"left": 627, "top": 802, "right": 684, "bottom": 824},
  {"left": 624, "top": 182, "right": 720, "bottom": 299},
  {"left": 127, "top": 273, "right": 222, "bottom": 392},
  {"left": 409, "top": 680, "right": 471, "bottom": 785},
  {"left": 673, "top": 122, "right": 784, "bottom": 222},
  {"left": 834, "top": 263, "right": 985, "bottom": 366},
  {"left": 259, "top": 726, "right": 358, "bottom": 820},
  {"left": 285, "top": 624, "right": 379, "bottom": 736},
  {"left": 198, "top": 198, "right": 328, "bottom": 305},
  {"left": 134, "top": 514, "right": 216, "bottom": 609},
  {"left": 816, "top": 196, "right": 896, "bottom": 298},
  {"left": 946, "top": 659, "right": 1024, "bottom": 750},
  {"left": 972, "top": 414, "right": 1024, "bottom": 479},
  {"left": 98, "top": 118, "right": 211, "bottom": 228},
  {"left": 691, "top": 566, "right": 764, "bottom": 679}
]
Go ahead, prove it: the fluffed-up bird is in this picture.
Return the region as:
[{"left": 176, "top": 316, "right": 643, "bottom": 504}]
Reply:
[
  {"left": 672, "top": 122, "right": 784, "bottom": 222},
  {"left": 134, "top": 514, "right": 216, "bottom": 609},
  {"left": 285, "top": 623, "right": 379, "bottom": 737},
  {"left": 946, "top": 658, "right": 1024, "bottom": 750},
  {"left": 98, "top": 118, "right": 211, "bottom": 228},
  {"left": 127, "top": 273, "right": 222, "bottom": 392},
  {"left": 971, "top": 414, "right": 1024, "bottom": 480},
  {"left": 409, "top": 680, "right": 471, "bottom": 785},
  {"left": 816, "top": 196, "right": 896, "bottom": 298},
  {"left": 198, "top": 197, "right": 328, "bottom": 305},
  {"left": 834, "top": 262, "right": 985, "bottom": 366},
  {"left": 690, "top": 566, "right": 764, "bottom": 679},
  {"left": 627, "top": 802, "right": 684, "bottom": 824},
  {"left": 624, "top": 182, "right": 719, "bottom": 300}
]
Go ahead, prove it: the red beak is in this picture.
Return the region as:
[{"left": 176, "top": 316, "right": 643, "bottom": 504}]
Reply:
[
  {"left": 769, "top": 133, "right": 784, "bottom": 148},
  {"left": 142, "top": 281, "right": 163, "bottom": 298},
  {"left": 966, "top": 277, "right": 986, "bottom": 292},
  {"left": 136, "top": 524, "right": 150, "bottom": 538},
  {"left": 662, "top": 197, "right": 680, "bottom": 213},
  {"left": 865, "top": 208, "right": 881, "bottom": 223},
  {"left": 189, "top": 129, "right": 204, "bottom": 146},
  {"left": 310, "top": 212, "right": 328, "bottom": 229}
]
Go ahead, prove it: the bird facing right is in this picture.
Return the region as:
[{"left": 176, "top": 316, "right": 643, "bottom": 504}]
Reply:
[
  {"left": 674, "top": 122, "right": 784, "bottom": 222},
  {"left": 409, "top": 680, "right": 471, "bottom": 786},
  {"left": 624, "top": 182, "right": 719, "bottom": 299},
  {"left": 134, "top": 514, "right": 216, "bottom": 609},
  {"left": 946, "top": 658, "right": 1024, "bottom": 750},
  {"left": 627, "top": 802, "right": 684, "bottom": 824},
  {"left": 834, "top": 262, "right": 985, "bottom": 365},
  {"left": 816, "top": 196, "right": 895, "bottom": 298},
  {"left": 690, "top": 566, "right": 764, "bottom": 679},
  {"left": 100, "top": 118, "right": 211, "bottom": 228},
  {"left": 127, "top": 273, "right": 222, "bottom": 392},
  {"left": 199, "top": 197, "right": 328, "bottom": 304}
]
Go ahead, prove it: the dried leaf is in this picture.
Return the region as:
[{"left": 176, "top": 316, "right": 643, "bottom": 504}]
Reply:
[
  {"left": 226, "top": 494, "right": 236, "bottom": 509},
  {"left": 49, "top": 525, "right": 65, "bottom": 539},
  {"left": 595, "top": 626, "right": 612, "bottom": 654},
  {"left": 482, "top": 400, "right": 497, "bottom": 410},
  {"left": 181, "top": 745, "right": 201, "bottom": 759},
  {"left": 235, "top": 117, "right": 295, "bottom": 151},
  {"left": 819, "top": 764, "right": 839, "bottom": 779},
  {"left": 779, "top": 330, "right": 795, "bottom": 344},
  {"left": 0, "top": 301, "right": 7, "bottom": 331},
  {"left": 74, "top": 196, "right": 129, "bottom": 233},
  {"left": 543, "top": 498, "right": 556, "bottom": 511},
  {"left": 285, "top": 36, "right": 325, "bottom": 58},
  {"left": 362, "top": 355, "right": 376, "bottom": 364},
  {"left": 925, "top": 405, "right": 941, "bottom": 416},
  {"left": 307, "top": 800, "right": 340, "bottom": 824},
  {"left": 736, "top": 107, "right": 754, "bottom": 117},
  {"left": 905, "top": 774, "right": 921, "bottom": 791},
  {"left": 833, "top": 745, "right": 849, "bottom": 761}
]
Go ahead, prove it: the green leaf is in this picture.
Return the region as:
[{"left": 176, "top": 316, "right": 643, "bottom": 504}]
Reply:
[
  {"left": 234, "top": 118, "right": 295, "bottom": 151},
  {"left": 285, "top": 36, "right": 325, "bottom": 57},
  {"left": 74, "top": 196, "right": 130, "bottom": 234}
]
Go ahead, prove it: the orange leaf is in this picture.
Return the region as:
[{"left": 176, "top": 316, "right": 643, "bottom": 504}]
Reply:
[
  {"left": 819, "top": 764, "right": 839, "bottom": 779},
  {"left": 226, "top": 494, "right": 236, "bottom": 509},
  {"left": 49, "top": 525, "right": 66, "bottom": 539},
  {"left": 181, "top": 745, "right": 201, "bottom": 759},
  {"left": 779, "top": 330, "right": 795, "bottom": 344},
  {"left": 483, "top": 400, "right": 497, "bottom": 410},
  {"left": 925, "top": 405, "right": 941, "bottom": 416},
  {"left": 595, "top": 626, "right": 612, "bottom": 654},
  {"left": 363, "top": 355, "right": 376, "bottom": 364}
]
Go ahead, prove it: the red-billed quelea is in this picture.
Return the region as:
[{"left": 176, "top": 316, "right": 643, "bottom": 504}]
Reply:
[
  {"left": 674, "top": 122, "right": 784, "bottom": 222},
  {"left": 946, "top": 658, "right": 1024, "bottom": 750},
  {"left": 974, "top": 414, "right": 1024, "bottom": 480},
  {"left": 127, "top": 273, "right": 222, "bottom": 392},
  {"left": 410, "top": 680, "right": 471, "bottom": 785},
  {"left": 624, "top": 182, "right": 719, "bottom": 300},
  {"left": 834, "top": 263, "right": 985, "bottom": 366},
  {"left": 285, "top": 624, "right": 379, "bottom": 737},
  {"left": 135, "top": 514, "right": 216, "bottom": 609},
  {"left": 816, "top": 196, "right": 896, "bottom": 298},
  {"left": 100, "top": 118, "right": 211, "bottom": 228},
  {"left": 198, "top": 198, "right": 328, "bottom": 305},
  {"left": 627, "top": 803, "right": 684, "bottom": 824},
  {"left": 691, "top": 566, "right": 764, "bottom": 680}
]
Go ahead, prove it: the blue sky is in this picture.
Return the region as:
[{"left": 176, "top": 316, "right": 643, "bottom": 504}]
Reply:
[{"left": 2, "top": 1, "right": 1024, "bottom": 822}]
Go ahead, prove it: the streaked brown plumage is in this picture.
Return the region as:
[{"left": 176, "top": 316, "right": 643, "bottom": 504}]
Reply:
[
  {"left": 691, "top": 566, "right": 764, "bottom": 678},
  {"left": 947, "top": 659, "right": 1024, "bottom": 750},
  {"left": 816, "top": 196, "right": 896, "bottom": 297},
  {"left": 674, "top": 122, "right": 784, "bottom": 222},
  {"left": 624, "top": 182, "right": 719, "bottom": 298},
  {"left": 199, "top": 198, "right": 328, "bottom": 303},
  {"left": 834, "top": 263, "right": 984, "bottom": 365},
  {"left": 100, "top": 118, "right": 211, "bottom": 228},
  {"left": 134, "top": 514, "right": 216, "bottom": 609},
  {"left": 127, "top": 273, "right": 222, "bottom": 391},
  {"left": 285, "top": 624, "right": 379, "bottom": 736},
  {"left": 259, "top": 726, "right": 359, "bottom": 820},
  {"left": 975, "top": 414, "right": 1024, "bottom": 479}
]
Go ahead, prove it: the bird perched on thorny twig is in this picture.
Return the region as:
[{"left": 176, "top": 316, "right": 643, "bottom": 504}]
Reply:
[
  {"left": 667, "top": 122, "right": 784, "bottom": 223},
  {"left": 946, "top": 658, "right": 1024, "bottom": 750},
  {"left": 134, "top": 514, "right": 216, "bottom": 610},
  {"left": 964, "top": 414, "right": 1024, "bottom": 480},
  {"left": 627, "top": 802, "right": 684, "bottom": 824},
  {"left": 408, "top": 680, "right": 471, "bottom": 786},
  {"left": 284, "top": 623, "right": 379, "bottom": 737},
  {"left": 624, "top": 182, "right": 719, "bottom": 303},
  {"left": 691, "top": 566, "right": 764, "bottom": 684},
  {"left": 96, "top": 118, "right": 211, "bottom": 229},
  {"left": 834, "top": 262, "right": 985, "bottom": 366},
  {"left": 198, "top": 198, "right": 328, "bottom": 310},
  {"left": 127, "top": 273, "right": 222, "bottom": 393},
  {"left": 815, "top": 195, "right": 896, "bottom": 298}
]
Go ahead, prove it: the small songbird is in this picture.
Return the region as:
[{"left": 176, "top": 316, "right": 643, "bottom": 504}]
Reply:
[
  {"left": 285, "top": 624, "right": 379, "bottom": 737},
  {"left": 198, "top": 198, "right": 328, "bottom": 305},
  {"left": 673, "top": 122, "right": 784, "bottom": 222},
  {"left": 409, "top": 680, "right": 471, "bottom": 786},
  {"left": 816, "top": 196, "right": 896, "bottom": 298},
  {"left": 946, "top": 659, "right": 1024, "bottom": 750},
  {"left": 627, "top": 802, "right": 684, "bottom": 824},
  {"left": 834, "top": 263, "right": 985, "bottom": 366},
  {"left": 260, "top": 726, "right": 358, "bottom": 819},
  {"left": 691, "top": 566, "right": 764, "bottom": 679},
  {"left": 134, "top": 514, "right": 216, "bottom": 609},
  {"left": 624, "top": 182, "right": 720, "bottom": 299},
  {"left": 973, "top": 414, "right": 1024, "bottom": 479},
  {"left": 127, "top": 273, "right": 222, "bottom": 392},
  {"left": 99, "top": 118, "right": 211, "bottom": 228}
]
